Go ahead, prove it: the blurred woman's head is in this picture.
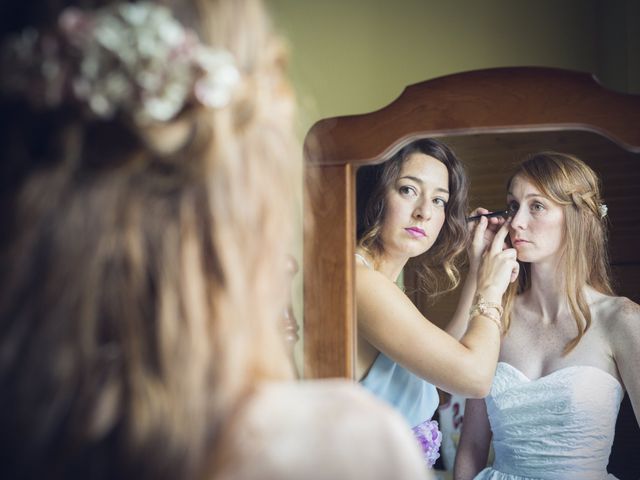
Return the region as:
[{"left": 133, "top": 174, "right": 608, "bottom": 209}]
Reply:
[{"left": 0, "top": 1, "right": 299, "bottom": 478}]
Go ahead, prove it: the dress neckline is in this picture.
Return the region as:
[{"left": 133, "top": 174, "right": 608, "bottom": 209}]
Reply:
[
  {"left": 354, "top": 253, "right": 373, "bottom": 269},
  {"left": 497, "top": 361, "right": 623, "bottom": 389}
]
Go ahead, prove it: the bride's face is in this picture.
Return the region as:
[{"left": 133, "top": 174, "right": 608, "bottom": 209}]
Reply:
[{"left": 507, "top": 175, "right": 565, "bottom": 265}]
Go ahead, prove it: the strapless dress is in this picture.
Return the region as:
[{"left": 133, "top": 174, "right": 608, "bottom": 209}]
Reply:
[{"left": 474, "top": 362, "right": 624, "bottom": 480}]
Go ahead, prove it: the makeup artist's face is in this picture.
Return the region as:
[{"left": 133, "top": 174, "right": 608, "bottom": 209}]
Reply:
[
  {"left": 507, "top": 175, "right": 565, "bottom": 265},
  {"left": 379, "top": 153, "right": 449, "bottom": 259}
]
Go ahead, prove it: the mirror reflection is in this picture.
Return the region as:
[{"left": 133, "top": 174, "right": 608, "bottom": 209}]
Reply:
[{"left": 354, "top": 131, "right": 640, "bottom": 477}]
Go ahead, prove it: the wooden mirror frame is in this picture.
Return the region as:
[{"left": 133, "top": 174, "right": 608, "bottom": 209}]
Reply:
[{"left": 303, "top": 66, "right": 640, "bottom": 380}]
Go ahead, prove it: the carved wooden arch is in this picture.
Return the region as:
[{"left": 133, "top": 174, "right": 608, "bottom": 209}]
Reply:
[{"left": 303, "top": 66, "right": 640, "bottom": 380}]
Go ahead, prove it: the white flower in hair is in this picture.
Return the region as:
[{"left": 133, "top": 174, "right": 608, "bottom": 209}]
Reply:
[
  {"left": 194, "top": 48, "right": 241, "bottom": 109},
  {"left": 598, "top": 203, "right": 608, "bottom": 218},
  {"left": 68, "top": 2, "right": 240, "bottom": 123},
  {"left": 0, "top": 2, "right": 240, "bottom": 124}
]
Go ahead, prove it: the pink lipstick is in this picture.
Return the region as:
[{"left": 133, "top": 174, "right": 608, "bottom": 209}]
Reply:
[{"left": 405, "top": 227, "right": 426, "bottom": 238}]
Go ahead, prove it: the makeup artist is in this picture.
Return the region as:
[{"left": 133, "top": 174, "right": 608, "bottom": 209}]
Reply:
[{"left": 355, "top": 138, "right": 520, "bottom": 469}]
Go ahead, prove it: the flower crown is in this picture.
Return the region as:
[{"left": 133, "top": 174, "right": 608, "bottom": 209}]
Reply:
[{"left": 0, "top": 2, "right": 240, "bottom": 124}]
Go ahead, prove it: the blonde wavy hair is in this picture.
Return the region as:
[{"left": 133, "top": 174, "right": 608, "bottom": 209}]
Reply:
[
  {"left": 0, "top": 0, "right": 299, "bottom": 478},
  {"left": 502, "top": 152, "right": 613, "bottom": 353}
]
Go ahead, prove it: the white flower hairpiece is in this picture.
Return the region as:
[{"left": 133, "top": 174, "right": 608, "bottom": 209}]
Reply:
[
  {"left": 598, "top": 203, "right": 608, "bottom": 218},
  {"left": 0, "top": 2, "right": 240, "bottom": 124}
]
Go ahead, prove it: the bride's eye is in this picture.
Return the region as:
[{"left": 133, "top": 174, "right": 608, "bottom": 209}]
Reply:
[{"left": 530, "top": 202, "right": 545, "bottom": 213}]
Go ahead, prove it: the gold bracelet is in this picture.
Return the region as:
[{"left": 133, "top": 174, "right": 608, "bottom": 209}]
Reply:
[
  {"left": 470, "top": 307, "right": 503, "bottom": 334},
  {"left": 469, "top": 294, "right": 504, "bottom": 334},
  {"left": 469, "top": 293, "right": 504, "bottom": 318}
]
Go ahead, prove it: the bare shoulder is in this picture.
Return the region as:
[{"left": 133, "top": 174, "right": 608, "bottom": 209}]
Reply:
[
  {"left": 601, "top": 295, "right": 639, "bottom": 320},
  {"left": 596, "top": 296, "right": 640, "bottom": 395},
  {"left": 355, "top": 262, "right": 417, "bottom": 312},
  {"left": 222, "top": 380, "right": 429, "bottom": 480},
  {"left": 596, "top": 294, "right": 640, "bottom": 338},
  {"left": 251, "top": 378, "right": 396, "bottom": 413},
  {"left": 619, "top": 296, "right": 640, "bottom": 317},
  {"left": 250, "top": 380, "right": 414, "bottom": 441},
  {"left": 355, "top": 262, "right": 395, "bottom": 291},
  {"left": 616, "top": 296, "right": 640, "bottom": 331}
]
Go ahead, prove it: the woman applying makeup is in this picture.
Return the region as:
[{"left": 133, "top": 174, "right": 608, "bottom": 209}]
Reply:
[
  {"left": 454, "top": 152, "right": 640, "bottom": 480},
  {"left": 355, "top": 139, "right": 520, "bottom": 468}
]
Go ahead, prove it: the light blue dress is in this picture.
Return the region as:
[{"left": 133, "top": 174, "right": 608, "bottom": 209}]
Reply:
[
  {"left": 356, "top": 254, "right": 441, "bottom": 466},
  {"left": 475, "top": 362, "right": 624, "bottom": 480},
  {"left": 360, "top": 350, "right": 440, "bottom": 428}
]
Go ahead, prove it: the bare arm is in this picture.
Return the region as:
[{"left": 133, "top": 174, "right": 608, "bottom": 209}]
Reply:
[
  {"left": 611, "top": 298, "right": 640, "bottom": 424},
  {"left": 445, "top": 266, "right": 479, "bottom": 340},
  {"left": 454, "top": 398, "right": 492, "bottom": 480},
  {"left": 358, "top": 220, "right": 518, "bottom": 398}
]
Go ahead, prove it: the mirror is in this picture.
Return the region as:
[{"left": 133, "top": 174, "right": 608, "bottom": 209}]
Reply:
[
  {"left": 302, "top": 67, "right": 640, "bottom": 477},
  {"left": 303, "top": 67, "right": 640, "bottom": 379}
]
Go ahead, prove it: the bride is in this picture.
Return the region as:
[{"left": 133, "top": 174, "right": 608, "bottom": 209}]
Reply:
[{"left": 454, "top": 152, "right": 640, "bottom": 480}]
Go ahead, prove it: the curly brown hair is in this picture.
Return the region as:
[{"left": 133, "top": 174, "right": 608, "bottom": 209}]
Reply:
[{"left": 356, "top": 138, "right": 469, "bottom": 297}]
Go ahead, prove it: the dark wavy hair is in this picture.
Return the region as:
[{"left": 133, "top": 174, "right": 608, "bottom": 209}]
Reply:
[{"left": 356, "top": 138, "right": 469, "bottom": 297}]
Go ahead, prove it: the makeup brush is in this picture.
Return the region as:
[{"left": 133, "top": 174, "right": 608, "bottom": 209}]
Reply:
[{"left": 466, "top": 209, "right": 511, "bottom": 222}]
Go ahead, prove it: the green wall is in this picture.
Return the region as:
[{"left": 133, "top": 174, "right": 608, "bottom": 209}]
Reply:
[{"left": 269, "top": 0, "right": 639, "bottom": 133}]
